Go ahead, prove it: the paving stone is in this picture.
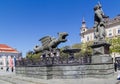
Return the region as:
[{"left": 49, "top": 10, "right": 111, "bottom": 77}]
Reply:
[
  {"left": 0, "top": 79, "right": 12, "bottom": 84},
  {"left": 0, "top": 70, "right": 119, "bottom": 84}
]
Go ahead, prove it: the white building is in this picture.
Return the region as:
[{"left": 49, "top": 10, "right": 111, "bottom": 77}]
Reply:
[
  {"left": 80, "top": 15, "right": 120, "bottom": 58},
  {"left": 0, "top": 44, "right": 22, "bottom": 71}
]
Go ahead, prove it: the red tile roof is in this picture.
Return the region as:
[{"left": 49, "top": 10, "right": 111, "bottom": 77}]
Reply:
[{"left": 0, "top": 44, "right": 19, "bottom": 53}]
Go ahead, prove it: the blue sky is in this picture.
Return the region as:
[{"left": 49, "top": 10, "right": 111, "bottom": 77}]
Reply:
[{"left": 0, "top": 0, "right": 120, "bottom": 56}]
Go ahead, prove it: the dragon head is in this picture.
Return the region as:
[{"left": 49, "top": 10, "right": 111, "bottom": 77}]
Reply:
[{"left": 58, "top": 32, "right": 68, "bottom": 42}]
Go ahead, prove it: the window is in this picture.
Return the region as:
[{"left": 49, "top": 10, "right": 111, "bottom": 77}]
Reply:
[
  {"left": 87, "top": 36, "right": 89, "bottom": 41},
  {"left": 118, "top": 28, "right": 120, "bottom": 34},
  {"left": 83, "top": 29, "right": 85, "bottom": 32},
  {"left": 109, "top": 33, "right": 112, "bottom": 36},
  {"left": 0, "top": 61, "right": 3, "bottom": 65},
  {"left": 108, "top": 29, "right": 112, "bottom": 37}
]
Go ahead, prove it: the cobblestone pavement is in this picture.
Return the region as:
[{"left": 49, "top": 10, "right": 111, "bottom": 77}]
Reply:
[
  {"left": 0, "top": 70, "right": 45, "bottom": 84},
  {"left": 0, "top": 79, "right": 12, "bottom": 84},
  {"left": 0, "top": 70, "right": 120, "bottom": 84}
]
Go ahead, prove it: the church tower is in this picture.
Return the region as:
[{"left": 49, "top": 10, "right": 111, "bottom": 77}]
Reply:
[
  {"left": 80, "top": 17, "right": 88, "bottom": 37},
  {"left": 80, "top": 17, "right": 87, "bottom": 33}
]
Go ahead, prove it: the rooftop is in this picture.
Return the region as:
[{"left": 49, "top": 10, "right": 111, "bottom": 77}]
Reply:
[{"left": 0, "top": 44, "right": 19, "bottom": 53}]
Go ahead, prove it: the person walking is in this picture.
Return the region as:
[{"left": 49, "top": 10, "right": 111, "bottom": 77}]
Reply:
[
  {"left": 114, "top": 61, "right": 117, "bottom": 72},
  {"left": 6, "top": 67, "right": 9, "bottom": 72},
  {"left": 6, "top": 59, "right": 9, "bottom": 72},
  {"left": 117, "top": 61, "right": 120, "bottom": 80},
  {"left": 9, "top": 56, "right": 14, "bottom": 72}
]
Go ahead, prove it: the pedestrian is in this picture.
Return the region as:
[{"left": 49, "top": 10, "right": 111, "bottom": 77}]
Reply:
[
  {"left": 9, "top": 56, "right": 14, "bottom": 72},
  {"left": 11, "top": 67, "right": 14, "bottom": 72},
  {"left": 6, "top": 67, "right": 9, "bottom": 72},
  {"left": 114, "top": 61, "right": 117, "bottom": 72},
  {"left": 117, "top": 61, "right": 120, "bottom": 80}
]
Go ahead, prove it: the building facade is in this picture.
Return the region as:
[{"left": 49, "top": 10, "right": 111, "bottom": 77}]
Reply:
[
  {"left": 80, "top": 15, "right": 120, "bottom": 58},
  {"left": 0, "top": 44, "right": 22, "bottom": 71}
]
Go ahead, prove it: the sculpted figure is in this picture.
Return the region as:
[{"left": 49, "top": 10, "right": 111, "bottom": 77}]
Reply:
[
  {"left": 34, "top": 32, "right": 68, "bottom": 53},
  {"left": 93, "top": 3, "right": 108, "bottom": 43}
]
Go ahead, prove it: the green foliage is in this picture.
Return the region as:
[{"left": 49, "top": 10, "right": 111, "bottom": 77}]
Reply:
[
  {"left": 79, "top": 42, "right": 92, "bottom": 56},
  {"left": 107, "top": 36, "right": 120, "bottom": 53},
  {"left": 71, "top": 43, "right": 81, "bottom": 57},
  {"left": 72, "top": 42, "right": 92, "bottom": 57},
  {"left": 72, "top": 43, "right": 81, "bottom": 49},
  {"left": 60, "top": 46, "right": 70, "bottom": 58},
  {"left": 26, "top": 51, "right": 33, "bottom": 59},
  {"left": 26, "top": 50, "right": 42, "bottom": 60}
]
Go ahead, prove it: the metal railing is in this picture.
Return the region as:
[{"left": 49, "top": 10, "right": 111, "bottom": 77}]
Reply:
[{"left": 16, "top": 56, "right": 91, "bottom": 67}]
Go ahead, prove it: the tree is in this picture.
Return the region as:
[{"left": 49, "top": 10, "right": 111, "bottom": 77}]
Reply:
[
  {"left": 60, "top": 46, "right": 70, "bottom": 58},
  {"left": 79, "top": 42, "right": 92, "bottom": 56},
  {"left": 107, "top": 36, "right": 120, "bottom": 57},
  {"left": 26, "top": 51, "right": 34, "bottom": 59},
  {"left": 72, "top": 43, "right": 81, "bottom": 57},
  {"left": 26, "top": 50, "right": 42, "bottom": 60},
  {"left": 72, "top": 42, "right": 92, "bottom": 57}
]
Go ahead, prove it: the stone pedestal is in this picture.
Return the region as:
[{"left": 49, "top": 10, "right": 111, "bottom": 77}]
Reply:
[
  {"left": 90, "top": 42, "right": 114, "bottom": 78},
  {"left": 91, "top": 43, "right": 111, "bottom": 55},
  {"left": 91, "top": 42, "right": 113, "bottom": 63}
]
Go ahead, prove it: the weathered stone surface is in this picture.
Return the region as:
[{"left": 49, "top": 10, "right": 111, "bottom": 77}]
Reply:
[
  {"left": 91, "top": 54, "right": 113, "bottom": 64},
  {"left": 91, "top": 43, "right": 111, "bottom": 55},
  {"left": 16, "top": 63, "right": 114, "bottom": 79}
]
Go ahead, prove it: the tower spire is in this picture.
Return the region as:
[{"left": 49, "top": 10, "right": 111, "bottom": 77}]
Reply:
[
  {"left": 82, "top": 17, "right": 85, "bottom": 23},
  {"left": 81, "top": 17, "right": 87, "bottom": 28},
  {"left": 80, "top": 17, "right": 88, "bottom": 34}
]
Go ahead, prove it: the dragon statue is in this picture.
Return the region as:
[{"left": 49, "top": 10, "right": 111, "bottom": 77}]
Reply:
[{"left": 33, "top": 32, "right": 68, "bottom": 53}]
